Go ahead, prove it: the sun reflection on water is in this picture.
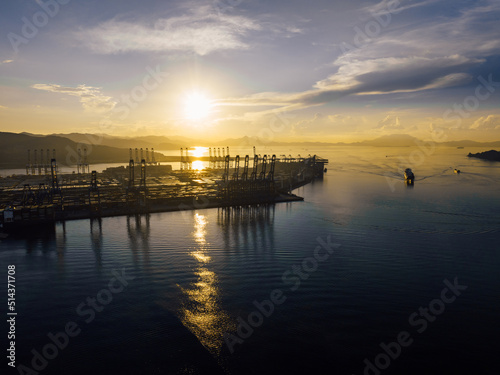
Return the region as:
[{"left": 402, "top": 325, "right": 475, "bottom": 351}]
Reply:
[
  {"left": 178, "top": 213, "right": 234, "bottom": 356},
  {"left": 191, "top": 160, "right": 205, "bottom": 171}
]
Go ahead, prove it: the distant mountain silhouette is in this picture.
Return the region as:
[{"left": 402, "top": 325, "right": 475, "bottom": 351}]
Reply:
[
  {"left": 50, "top": 132, "right": 500, "bottom": 149},
  {"left": 0, "top": 132, "right": 168, "bottom": 169},
  {"left": 2, "top": 131, "right": 500, "bottom": 169},
  {"left": 216, "top": 134, "right": 500, "bottom": 148},
  {"left": 52, "top": 133, "right": 179, "bottom": 150},
  {"left": 358, "top": 134, "right": 419, "bottom": 147}
]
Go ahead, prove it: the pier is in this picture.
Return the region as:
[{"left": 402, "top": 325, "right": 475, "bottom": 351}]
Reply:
[{"left": 0, "top": 151, "right": 328, "bottom": 229}]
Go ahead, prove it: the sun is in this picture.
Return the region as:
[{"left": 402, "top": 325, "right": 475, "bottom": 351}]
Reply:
[
  {"left": 183, "top": 91, "right": 212, "bottom": 120},
  {"left": 190, "top": 147, "right": 208, "bottom": 158}
]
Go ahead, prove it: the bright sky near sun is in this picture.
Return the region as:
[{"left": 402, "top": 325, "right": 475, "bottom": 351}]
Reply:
[{"left": 0, "top": 0, "right": 499, "bottom": 142}]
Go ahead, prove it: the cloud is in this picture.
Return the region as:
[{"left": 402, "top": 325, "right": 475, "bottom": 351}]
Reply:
[
  {"left": 217, "top": 0, "right": 498, "bottom": 118},
  {"left": 290, "top": 113, "right": 325, "bottom": 136},
  {"left": 31, "top": 84, "right": 116, "bottom": 113},
  {"left": 363, "top": 0, "right": 438, "bottom": 17},
  {"left": 342, "top": 0, "right": 500, "bottom": 63},
  {"left": 316, "top": 55, "right": 478, "bottom": 94},
  {"left": 376, "top": 113, "right": 402, "bottom": 130},
  {"left": 76, "top": 6, "right": 262, "bottom": 55},
  {"left": 293, "top": 112, "right": 323, "bottom": 128},
  {"left": 217, "top": 55, "right": 478, "bottom": 115},
  {"left": 1, "top": 60, "right": 13, "bottom": 64},
  {"left": 470, "top": 115, "right": 500, "bottom": 130}
]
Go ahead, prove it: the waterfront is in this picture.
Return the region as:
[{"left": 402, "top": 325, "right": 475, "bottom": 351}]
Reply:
[
  {"left": 0, "top": 152, "right": 323, "bottom": 226},
  {"left": 1, "top": 146, "right": 499, "bottom": 374}
]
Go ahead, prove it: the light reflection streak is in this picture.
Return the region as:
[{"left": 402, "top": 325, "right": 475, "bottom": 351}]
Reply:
[
  {"left": 90, "top": 218, "right": 102, "bottom": 269},
  {"left": 127, "top": 214, "right": 151, "bottom": 270},
  {"left": 192, "top": 160, "right": 205, "bottom": 171},
  {"left": 178, "top": 213, "right": 233, "bottom": 356},
  {"left": 217, "top": 205, "right": 276, "bottom": 253}
]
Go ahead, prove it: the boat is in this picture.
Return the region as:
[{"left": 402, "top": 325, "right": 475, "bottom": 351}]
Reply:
[{"left": 404, "top": 168, "right": 415, "bottom": 181}]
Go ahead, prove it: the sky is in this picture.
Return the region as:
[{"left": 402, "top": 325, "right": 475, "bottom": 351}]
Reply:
[{"left": 1, "top": 0, "right": 499, "bottom": 142}]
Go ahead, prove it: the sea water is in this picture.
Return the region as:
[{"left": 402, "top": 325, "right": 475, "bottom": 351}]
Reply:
[{"left": 1, "top": 146, "right": 499, "bottom": 374}]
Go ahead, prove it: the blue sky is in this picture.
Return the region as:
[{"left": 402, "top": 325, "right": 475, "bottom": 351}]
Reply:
[{"left": 1, "top": 0, "right": 499, "bottom": 141}]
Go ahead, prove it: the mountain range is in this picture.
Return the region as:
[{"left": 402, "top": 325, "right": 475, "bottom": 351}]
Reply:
[{"left": 1, "top": 132, "right": 499, "bottom": 169}]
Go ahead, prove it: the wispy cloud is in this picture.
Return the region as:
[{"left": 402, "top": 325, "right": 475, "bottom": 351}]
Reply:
[
  {"left": 217, "top": 0, "right": 499, "bottom": 118},
  {"left": 76, "top": 6, "right": 262, "bottom": 55},
  {"left": 318, "top": 55, "right": 477, "bottom": 92},
  {"left": 363, "top": 0, "right": 438, "bottom": 17},
  {"left": 1, "top": 59, "right": 13, "bottom": 64},
  {"left": 344, "top": 0, "right": 500, "bottom": 62},
  {"left": 217, "top": 55, "right": 478, "bottom": 116},
  {"left": 471, "top": 115, "right": 500, "bottom": 130},
  {"left": 31, "top": 84, "right": 116, "bottom": 113},
  {"left": 376, "top": 113, "right": 402, "bottom": 130}
]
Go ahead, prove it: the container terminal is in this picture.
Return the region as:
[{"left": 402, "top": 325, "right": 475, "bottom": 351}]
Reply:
[{"left": 0, "top": 147, "right": 328, "bottom": 230}]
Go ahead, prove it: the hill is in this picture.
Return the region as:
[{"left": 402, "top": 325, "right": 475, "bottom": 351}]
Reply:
[
  {"left": 52, "top": 133, "right": 179, "bottom": 150},
  {"left": 49, "top": 133, "right": 500, "bottom": 149},
  {"left": 358, "top": 134, "right": 419, "bottom": 147},
  {"left": 0, "top": 132, "right": 168, "bottom": 169},
  {"left": 2, "top": 131, "right": 500, "bottom": 169}
]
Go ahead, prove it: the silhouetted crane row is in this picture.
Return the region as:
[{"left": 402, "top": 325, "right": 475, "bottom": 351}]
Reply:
[
  {"left": 204, "top": 146, "right": 321, "bottom": 173},
  {"left": 217, "top": 154, "right": 280, "bottom": 201},
  {"left": 1, "top": 152, "right": 327, "bottom": 227},
  {"left": 129, "top": 148, "right": 158, "bottom": 167},
  {"left": 241, "top": 155, "right": 249, "bottom": 181},
  {"left": 139, "top": 159, "right": 147, "bottom": 192},
  {"left": 207, "top": 146, "right": 236, "bottom": 169},
  {"left": 180, "top": 147, "right": 193, "bottom": 170},
  {"left": 128, "top": 159, "right": 135, "bottom": 191},
  {"left": 18, "top": 158, "right": 62, "bottom": 207},
  {"left": 25, "top": 149, "right": 57, "bottom": 175}
]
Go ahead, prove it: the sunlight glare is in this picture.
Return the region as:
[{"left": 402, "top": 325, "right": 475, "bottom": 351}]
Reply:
[
  {"left": 192, "top": 160, "right": 204, "bottom": 171},
  {"left": 184, "top": 91, "right": 212, "bottom": 120},
  {"left": 191, "top": 147, "right": 208, "bottom": 158}
]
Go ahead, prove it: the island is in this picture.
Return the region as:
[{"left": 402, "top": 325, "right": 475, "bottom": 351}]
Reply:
[{"left": 467, "top": 150, "right": 500, "bottom": 161}]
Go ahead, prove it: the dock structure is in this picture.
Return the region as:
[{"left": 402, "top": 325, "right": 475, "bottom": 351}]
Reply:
[
  {"left": 76, "top": 148, "right": 90, "bottom": 175},
  {"left": 88, "top": 170, "right": 101, "bottom": 215},
  {"left": 128, "top": 147, "right": 158, "bottom": 167},
  {"left": 26, "top": 149, "right": 31, "bottom": 175},
  {"left": 25, "top": 149, "right": 57, "bottom": 176},
  {"left": 217, "top": 154, "right": 279, "bottom": 203},
  {"left": 150, "top": 148, "right": 158, "bottom": 165},
  {"left": 0, "top": 150, "right": 328, "bottom": 229}
]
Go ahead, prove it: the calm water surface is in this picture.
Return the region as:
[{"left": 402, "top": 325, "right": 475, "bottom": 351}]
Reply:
[{"left": 1, "top": 147, "right": 499, "bottom": 374}]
